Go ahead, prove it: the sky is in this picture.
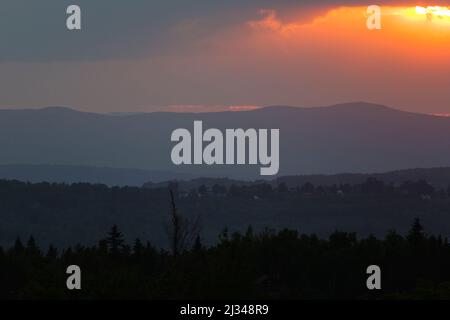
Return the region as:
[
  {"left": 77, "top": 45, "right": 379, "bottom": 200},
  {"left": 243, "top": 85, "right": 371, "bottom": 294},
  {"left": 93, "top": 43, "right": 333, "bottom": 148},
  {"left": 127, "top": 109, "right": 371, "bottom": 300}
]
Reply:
[{"left": 1, "top": 0, "right": 450, "bottom": 113}]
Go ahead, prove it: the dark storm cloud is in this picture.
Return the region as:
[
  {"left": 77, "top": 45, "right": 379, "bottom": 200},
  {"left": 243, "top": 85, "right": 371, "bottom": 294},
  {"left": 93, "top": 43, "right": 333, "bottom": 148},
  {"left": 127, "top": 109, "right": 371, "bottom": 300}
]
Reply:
[{"left": 0, "top": 0, "right": 431, "bottom": 61}]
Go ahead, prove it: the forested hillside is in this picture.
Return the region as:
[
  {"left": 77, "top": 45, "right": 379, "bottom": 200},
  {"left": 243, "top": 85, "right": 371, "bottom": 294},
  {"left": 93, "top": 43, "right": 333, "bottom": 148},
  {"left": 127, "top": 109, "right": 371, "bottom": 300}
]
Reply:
[{"left": 0, "top": 177, "right": 449, "bottom": 248}]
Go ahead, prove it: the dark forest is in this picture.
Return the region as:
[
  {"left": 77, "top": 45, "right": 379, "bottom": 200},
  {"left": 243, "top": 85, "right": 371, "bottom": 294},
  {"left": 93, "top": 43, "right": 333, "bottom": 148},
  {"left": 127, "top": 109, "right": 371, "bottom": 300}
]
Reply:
[{"left": 1, "top": 177, "right": 450, "bottom": 299}]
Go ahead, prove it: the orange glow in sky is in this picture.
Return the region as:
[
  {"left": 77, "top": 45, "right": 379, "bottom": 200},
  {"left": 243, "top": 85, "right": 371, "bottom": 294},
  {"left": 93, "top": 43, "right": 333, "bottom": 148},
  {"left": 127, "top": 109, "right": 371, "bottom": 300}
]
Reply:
[
  {"left": 246, "top": 5, "right": 450, "bottom": 64},
  {"left": 386, "top": 6, "right": 450, "bottom": 25},
  {"left": 415, "top": 6, "right": 450, "bottom": 18}
]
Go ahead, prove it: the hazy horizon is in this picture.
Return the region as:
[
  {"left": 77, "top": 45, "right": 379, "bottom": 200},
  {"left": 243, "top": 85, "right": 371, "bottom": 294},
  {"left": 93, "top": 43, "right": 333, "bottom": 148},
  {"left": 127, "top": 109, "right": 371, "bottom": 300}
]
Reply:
[{"left": 0, "top": 101, "right": 449, "bottom": 117}]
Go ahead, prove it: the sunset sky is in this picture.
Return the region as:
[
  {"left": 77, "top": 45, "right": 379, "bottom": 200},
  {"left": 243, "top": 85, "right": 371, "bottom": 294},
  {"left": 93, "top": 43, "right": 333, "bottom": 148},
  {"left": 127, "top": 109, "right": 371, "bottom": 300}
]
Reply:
[{"left": 1, "top": 0, "right": 450, "bottom": 113}]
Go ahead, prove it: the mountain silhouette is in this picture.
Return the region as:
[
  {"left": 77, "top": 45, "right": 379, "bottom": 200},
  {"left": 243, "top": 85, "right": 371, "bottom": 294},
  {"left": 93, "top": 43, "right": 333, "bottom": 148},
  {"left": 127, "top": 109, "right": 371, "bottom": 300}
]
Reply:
[{"left": 1, "top": 102, "right": 449, "bottom": 179}]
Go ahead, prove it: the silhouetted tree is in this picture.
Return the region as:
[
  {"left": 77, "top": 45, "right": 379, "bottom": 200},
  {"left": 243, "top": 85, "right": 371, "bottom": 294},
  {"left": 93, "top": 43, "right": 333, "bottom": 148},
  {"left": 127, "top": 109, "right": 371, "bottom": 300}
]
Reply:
[
  {"left": 165, "top": 190, "right": 200, "bottom": 257},
  {"left": 46, "top": 245, "right": 58, "bottom": 259},
  {"left": 407, "top": 218, "right": 425, "bottom": 246},
  {"left": 133, "top": 238, "right": 144, "bottom": 257},
  {"left": 12, "top": 237, "right": 24, "bottom": 254},
  {"left": 106, "top": 225, "right": 124, "bottom": 254},
  {"left": 26, "top": 236, "right": 40, "bottom": 256},
  {"left": 193, "top": 235, "right": 203, "bottom": 252}
]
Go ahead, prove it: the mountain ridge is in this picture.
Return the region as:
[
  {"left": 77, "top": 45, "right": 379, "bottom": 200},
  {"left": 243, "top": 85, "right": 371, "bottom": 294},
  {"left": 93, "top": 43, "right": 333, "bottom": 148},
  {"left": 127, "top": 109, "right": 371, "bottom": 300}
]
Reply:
[
  {"left": 0, "top": 102, "right": 449, "bottom": 179},
  {"left": 0, "top": 101, "right": 435, "bottom": 117}
]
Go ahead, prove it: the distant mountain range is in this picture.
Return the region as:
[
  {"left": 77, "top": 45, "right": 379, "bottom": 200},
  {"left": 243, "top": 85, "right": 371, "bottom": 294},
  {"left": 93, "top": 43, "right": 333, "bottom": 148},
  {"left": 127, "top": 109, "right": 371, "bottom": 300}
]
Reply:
[
  {"left": 0, "top": 164, "right": 193, "bottom": 186},
  {"left": 1, "top": 102, "right": 450, "bottom": 179}
]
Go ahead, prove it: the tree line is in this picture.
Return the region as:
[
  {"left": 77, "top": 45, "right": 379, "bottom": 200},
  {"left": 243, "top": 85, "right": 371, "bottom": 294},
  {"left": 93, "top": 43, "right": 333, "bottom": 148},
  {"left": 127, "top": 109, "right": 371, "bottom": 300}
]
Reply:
[
  {"left": 180, "top": 177, "right": 442, "bottom": 199},
  {"left": 1, "top": 216, "right": 450, "bottom": 299}
]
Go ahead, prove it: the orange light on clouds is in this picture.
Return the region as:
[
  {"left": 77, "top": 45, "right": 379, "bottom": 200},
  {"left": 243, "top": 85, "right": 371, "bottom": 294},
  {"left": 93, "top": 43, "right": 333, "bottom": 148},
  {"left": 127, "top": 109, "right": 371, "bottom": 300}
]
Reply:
[
  {"left": 228, "top": 105, "right": 261, "bottom": 112},
  {"left": 165, "top": 105, "right": 261, "bottom": 113},
  {"left": 246, "top": 6, "right": 450, "bottom": 64}
]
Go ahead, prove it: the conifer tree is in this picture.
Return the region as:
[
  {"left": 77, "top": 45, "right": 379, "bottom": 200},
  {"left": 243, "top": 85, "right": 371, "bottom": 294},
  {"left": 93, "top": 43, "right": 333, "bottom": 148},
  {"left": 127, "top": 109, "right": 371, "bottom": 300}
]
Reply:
[{"left": 106, "top": 225, "right": 124, "bottom": 254}]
